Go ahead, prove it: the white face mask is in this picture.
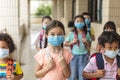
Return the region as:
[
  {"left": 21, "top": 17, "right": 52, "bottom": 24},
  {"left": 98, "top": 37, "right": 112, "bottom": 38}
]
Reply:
[
  {"left": 0, "top": 48, "right": 9, "bottom": 59},
  {"left": 104, "top": 49, "right": 119, "bottom": 58}
]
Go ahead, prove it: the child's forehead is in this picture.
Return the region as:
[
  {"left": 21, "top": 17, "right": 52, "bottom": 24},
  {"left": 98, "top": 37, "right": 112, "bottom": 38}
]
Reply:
[
  {"left": 105, "top": 42, "right": 119, "bottom": 46},
  {"left": 75, "top": 17, "right": 84, "bottom": 22},
  {"left": 84, "top": 15, "right": 90, "bottom": 18},
  {"left": 0, "top": 40, "right": 8, "bottom": 45},
  {"left": 48, "top": 27, "right": 64, "bottom": 33}
]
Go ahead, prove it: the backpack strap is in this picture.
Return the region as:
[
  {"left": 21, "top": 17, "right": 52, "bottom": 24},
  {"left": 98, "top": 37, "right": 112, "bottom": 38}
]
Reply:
[
  {"left": 70, "top": 31, "right": 86, "bottom": 50},
  {"left": 39, "top": 30, "right": 45, "bottom": 48},
  {"left": 116, "top": 55, "right": 120, "bottom": 79},
  {"left": 117, "top": 55, "right": 120, "bottom": 68},
  {"left": 96, "top": 53, "right": 104, "bottom": 69},
  {"left": 74, "top": 31, "right": 79, "bottom": 46},
  {"left": 70, "top": 31, "right": 79, "bottom": 50},
  {"left": 6, "top": 58, "right": 14, "bottom": 77}
]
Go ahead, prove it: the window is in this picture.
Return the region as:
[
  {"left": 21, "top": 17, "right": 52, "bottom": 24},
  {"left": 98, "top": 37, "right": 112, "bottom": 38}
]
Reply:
[{"left": 88, "top": 0, "right": 102, "bottom": 22}]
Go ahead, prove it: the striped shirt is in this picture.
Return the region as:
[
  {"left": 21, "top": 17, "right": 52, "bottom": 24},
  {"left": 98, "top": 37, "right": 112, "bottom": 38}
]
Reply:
[{"left": 0, "top": 61, "right": 23, "bottom": 79}]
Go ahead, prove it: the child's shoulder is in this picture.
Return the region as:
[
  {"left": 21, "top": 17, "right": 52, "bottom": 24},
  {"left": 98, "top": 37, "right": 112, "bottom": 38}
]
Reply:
[
  {"left": 34, "top": 48, "right": 47, "bottom": 57},
  {"left": 63, "top": 48, "right": 72, "bottom": 55}
]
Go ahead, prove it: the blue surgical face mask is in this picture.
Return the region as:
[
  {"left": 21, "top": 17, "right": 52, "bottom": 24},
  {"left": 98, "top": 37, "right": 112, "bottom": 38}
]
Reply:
[
  {"left": 48, "top": 35, "right": 64, "bottom": 46},
  {"left": 0, "top": 48, "right": 9, "bottom": 59},
  {"left": 75, "top": 22, "right": 85, "bottom": 29},
  {"left": 85, "top": 19, "right": 90, "bottom": 25},
  {"left": 104, "top": 49, "right": 119, "bottom": 58},
  {"left": 42, "top": 24, "right": 47, "bottom": 30}
]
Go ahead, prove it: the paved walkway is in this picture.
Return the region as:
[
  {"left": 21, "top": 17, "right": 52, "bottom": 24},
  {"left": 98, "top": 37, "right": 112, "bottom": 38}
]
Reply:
[{"left": 20, "top": 24, "right": 41, "bottom": 80}]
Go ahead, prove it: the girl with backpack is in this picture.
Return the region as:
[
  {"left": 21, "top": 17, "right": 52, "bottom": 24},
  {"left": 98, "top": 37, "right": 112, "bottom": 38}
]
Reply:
[
  {"left": 64, "top": 15, "right": 92, "bottom": 80},
  {"left": 96, "top": 21, "right": 116, "bottom": 53},
  {"left": 34, "top": 16, "right": 52, "bottom": 51},
  {"left": 34, "top": 20, "right": 73, "bottom": 80}
]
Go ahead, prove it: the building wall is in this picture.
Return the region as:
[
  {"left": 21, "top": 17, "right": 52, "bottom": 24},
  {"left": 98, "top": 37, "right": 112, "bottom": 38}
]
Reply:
[
  {"left": 109, "top": 0, "right": 120, "bottom": 34},
  {"left": 0, "top": 0, "right": 30, "bottom": 60},
  {"left": 52, "top": 0, "right": 120, "bottom": 50},
  {"left": 76, "top": 0, "right": 88, "bottom": 15},
  {"left": 0, "top": 0, "right": 19, "bottom": 59}
]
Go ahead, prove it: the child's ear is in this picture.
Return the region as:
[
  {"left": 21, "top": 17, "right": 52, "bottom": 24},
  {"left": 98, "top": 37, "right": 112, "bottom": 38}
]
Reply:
[{"left": 101, "top": 48, "right": 105, "bottom": 53}]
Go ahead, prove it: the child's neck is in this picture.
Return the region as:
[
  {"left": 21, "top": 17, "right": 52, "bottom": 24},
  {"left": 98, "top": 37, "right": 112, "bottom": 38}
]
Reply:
[
  {"left": 104, "top": 56, "right": 115, "bottom": 65},
  {"left": 48, "top": 45, "right": 62, "bottom": 54},
  {"left": 77, "top": 29, "right": 83, "bottom": 33},
  {"left": 0, "top": 58, "right": 8, "bottom": 63}
]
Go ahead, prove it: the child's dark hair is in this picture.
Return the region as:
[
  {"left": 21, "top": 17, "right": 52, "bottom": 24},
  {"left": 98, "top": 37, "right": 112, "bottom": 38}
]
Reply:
[
  {"left": 68, "top": 20, "right": 74, "bottom": 28},
  {"left": 44, "top": 20, "right": 65, "bottom": 48},
  {"left": 103, "top": 21, "right": 116, "bottom": 32},
  {"left": 98, "top": 31, "right": 120, "bottom": 47},
  {"left": 73, "top": 15, "right": 87, "bottom": 35},
  {"left": 0, "top": 33, "right": 16, "bottom": 53},
  {"left": 42, "top": 16, "right": 52, "bottom": 22},
  {"left": 82, "top": 12, "right": 91, "bottom": 18}
]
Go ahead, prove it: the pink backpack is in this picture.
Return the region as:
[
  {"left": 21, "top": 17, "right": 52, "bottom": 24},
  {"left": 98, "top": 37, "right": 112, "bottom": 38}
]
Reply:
[{"left": 70, "top": 31, "right": 86, "bottom": 50}]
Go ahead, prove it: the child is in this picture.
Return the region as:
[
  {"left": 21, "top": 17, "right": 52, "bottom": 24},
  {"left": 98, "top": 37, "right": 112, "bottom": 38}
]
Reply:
[
  {"left": 0, "top": 33, "right": 23, "bottom": 80},
  {"left": 34, "top": 16, "right": 52, "bottom": 51},
  {"left": 64, "top": 15, "right": 92, "bottom": 80},
  {"left": 83, "top": 31, "right": 120, "bottom": 80},
  {"left": 34, "top": 20, "right": 73, "bottom": 80},
  {"left": 82, "top": 12, "right": 95, "bottom": 41},
  {"left": 103, "top": 21, "right": 116, "bottom": 32},
  {"left": 96, "top": 21, "right": 116, "bottom": 53}
]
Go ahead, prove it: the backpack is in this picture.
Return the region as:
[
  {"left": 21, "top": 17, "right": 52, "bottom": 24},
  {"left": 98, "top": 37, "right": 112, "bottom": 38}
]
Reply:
[
  {"left": 70, "top": 31, "right": 86, "bottom": 50},
  {"left": 87, "top": 53, "right": 120, "bottom": 80},
  {"left": 39, "top": 29, "right": 45, "bottom": 48},
  {"left": 6, "top": 58, "right": 14, "bottom": 77}
]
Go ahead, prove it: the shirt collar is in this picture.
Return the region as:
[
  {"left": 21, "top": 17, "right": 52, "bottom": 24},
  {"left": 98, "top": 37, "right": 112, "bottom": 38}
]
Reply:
[{"left": 102, "top": 54, "right": 117, "bottom": 65}]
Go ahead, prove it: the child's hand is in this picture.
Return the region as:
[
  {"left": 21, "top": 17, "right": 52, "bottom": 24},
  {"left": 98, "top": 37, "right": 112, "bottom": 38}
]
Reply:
[
  {"left": 82, "top": 38, "right": 87, "bottom": 43},
  {"left": 71, "top": 38, "right": 78, "bottom": 44},
  {"left": 95, "top": 69, "right": 105, "bottom": 78},
  {"left": 57, "top": 54, "right": 67, "bottom": 68},
  {"left": 117, "top": 68, "right": 120, "bottom": 77},
  {"left": 6, "top": 74, "right": 14, "bottom": 80},
  {"left": 45, "top": 59, "right": 55, "bottom": 71}
]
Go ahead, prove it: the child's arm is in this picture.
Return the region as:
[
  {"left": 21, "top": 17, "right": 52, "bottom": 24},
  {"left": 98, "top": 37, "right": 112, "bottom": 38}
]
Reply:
[
  {"left": 35, "top": 59, "right": 55, "bottom": 78},
  {"left": 117, "top": 68, "right": 120, "bottom": 77},
  {"left": 57, "top": 55, "right": 70, "bottom": 78},
  {"left": 82, "top": 69, "right": 105, "bottom": 79},
  {"left": 64, "top": 38, "right": 78, "bottom": 46},
  {"left": 82, "top": 38, "right": 91, "bottom": 51}
]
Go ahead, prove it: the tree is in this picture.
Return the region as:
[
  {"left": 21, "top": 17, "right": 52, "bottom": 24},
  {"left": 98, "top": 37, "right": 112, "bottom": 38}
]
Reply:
[{"left": 33, "top": 4, "right": 51, "bottom": 17}]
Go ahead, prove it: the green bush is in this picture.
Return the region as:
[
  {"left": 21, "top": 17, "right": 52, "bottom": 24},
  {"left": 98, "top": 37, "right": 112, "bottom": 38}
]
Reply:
[{"left": 33, "top": 4, "right": 51, "bottom": 17}]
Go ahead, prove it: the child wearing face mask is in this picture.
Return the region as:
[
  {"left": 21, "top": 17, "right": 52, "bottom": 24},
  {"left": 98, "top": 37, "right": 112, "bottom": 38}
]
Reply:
[
  {"left": 64, "top": 15, "right": 92, "bottom": 80},
  {"left": 34, "top": 16, "right": 52, "bottom": 51},
  {"left": 96, "top": 21, "right": 117, "bottom": 53},
  {"left": 82, "top": 12, "right": 95, "bottom": 41},
  {"left": 83, "top": 31, "right": 120, "bottom": 80},
  {"left": 34, "top": 20, "right": 73, "bottom": 80},
  {"left": 0, "top": 33, "right": 23, "bottom": 80}
]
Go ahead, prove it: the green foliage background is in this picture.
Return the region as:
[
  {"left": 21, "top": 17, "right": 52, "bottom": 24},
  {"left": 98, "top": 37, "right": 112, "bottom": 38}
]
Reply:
[{"left": 33, "top": 4, "right": 51, "bottom": 17}]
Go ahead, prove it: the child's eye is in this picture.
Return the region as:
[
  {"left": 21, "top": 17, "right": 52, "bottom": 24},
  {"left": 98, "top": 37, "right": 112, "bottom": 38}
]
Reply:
[
  {"left": 108, "top": 47, "right": 112, "bottom": 49},
  {"left": 50, "top": 34, "right": 55, "bottom": 36},
  {"left": 58, "top": 34, "right": 64, "bottom": 36}
]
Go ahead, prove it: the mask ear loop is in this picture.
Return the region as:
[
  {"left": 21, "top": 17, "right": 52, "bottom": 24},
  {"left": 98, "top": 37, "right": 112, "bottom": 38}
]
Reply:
[
  {"left": 46, "top": 48, "right": 52, "bottom": 60},
  {"left": 46, "top": 47, "right": 63, "bottom": 59}
]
